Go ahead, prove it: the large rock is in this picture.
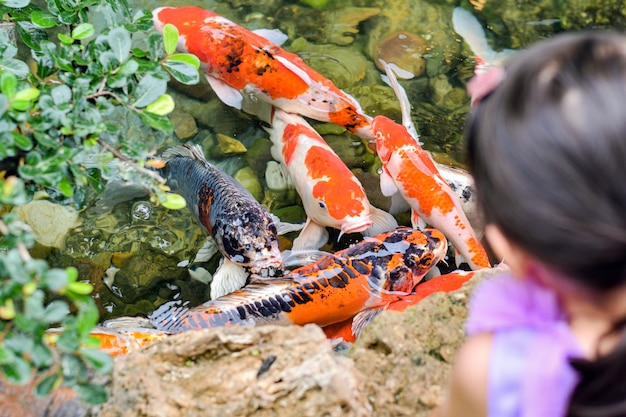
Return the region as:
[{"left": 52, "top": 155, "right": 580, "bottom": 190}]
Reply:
[
  {"left": 350, "top": 269, "right": 491, "bottom": 416},
  {"left": 97, "top": 324, "right": 372, "bottom": 417}
]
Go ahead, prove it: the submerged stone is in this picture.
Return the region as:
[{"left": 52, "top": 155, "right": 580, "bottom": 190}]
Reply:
[
  {"left": 374, "top": 30, "right": 428, "bottom": 79},
  {"left": 15, "top": 200, "right": 81, "bottom": 249}
]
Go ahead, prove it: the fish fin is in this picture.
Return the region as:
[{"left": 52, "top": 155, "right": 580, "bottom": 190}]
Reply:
[
  {"left": 102, "top": 316, "right": 155, "bottom": 329},
  {"left": 274, "top": 55, "right": 315, "bottom": 86},
  {"left": 389, "top": 192, "right": 410, "bottom": 215},
  {"left": 148, "top": 299, "right": 190, "bottom": 332},
  {"left": 453, "top": 247, "right": 466, "bottom": 269},
  {"left": 205, "top": 74, "right": 244, "bottom": 109},
  {"left": 379, "top": 59, "right": 420, "bottom": 142},
  {"left": 270, "top": 213, "right": 305, "bottom": 236},
  {"left": 351, "top": 307, "right": 385, "bottom": 339},
  {"left": 292, "top": 219, "right": 329, "bottom": 251},
  {"left": 192, "top": 237, "right": 219, "bottom": 263},
  {"left": 210, "top": 258, "right": 250, "bottom": 299},
  {"left": 161, "top": 144, "right": 208, "bottom": 163},
  {"left": 379, "top": 168, "right": 399, "bottom": 197},
  {"left": 362, "top": 206, "right": 398, "bottom": 236},
  {"left": 281, "top": 248, "right": 333, "bottom": 268},
  {"left": 253, "top": 28, "right": 288, "bottom": 46},
  {"left": 411, "top": 209, "right": 427, "bottom": 229},
  {"left": 188, "top": 266, "right": 212, "bottom": 284}
]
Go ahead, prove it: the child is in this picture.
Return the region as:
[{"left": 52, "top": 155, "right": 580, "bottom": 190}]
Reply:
[{"left": 437, "top": 31, "right": 626, "bottom": 417}]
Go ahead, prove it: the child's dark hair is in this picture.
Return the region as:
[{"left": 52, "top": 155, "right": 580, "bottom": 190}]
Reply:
[{"left": 465, "top": 31, "right": 626, "bottom": 416}]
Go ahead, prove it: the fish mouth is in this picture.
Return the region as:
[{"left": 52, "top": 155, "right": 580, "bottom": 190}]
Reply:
[
  {"left": 248, "top": 249, "right": 284, "bottom": 271},
  {"left": 339, "top": 217, "right": 373, "bottom": 237}
]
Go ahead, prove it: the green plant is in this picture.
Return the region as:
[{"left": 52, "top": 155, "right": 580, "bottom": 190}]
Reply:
[{"left": 0, "top": 0, "right": 199, "bottom": 404}]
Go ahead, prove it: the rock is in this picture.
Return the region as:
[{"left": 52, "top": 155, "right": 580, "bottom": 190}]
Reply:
[
  {"left": 96, "top": 325, "right": 372, "bottom": 417},
  {"left": 210, "top": 133, "right": 248, "bottom": 158},
  {"left": 374, "top": 30, "right": 428, "bottom": 79},
  {"left": 170, "top": 109, "right": 198, "bottom": 141},
  {"left": 15, "top": 200, "right": 82, "bottom": 249},
  {"left": 234, "top": 166, "right": 264, "bottom": 202},
  {"left": 349, "top": 269, "right": 494, "bottom": 416}
]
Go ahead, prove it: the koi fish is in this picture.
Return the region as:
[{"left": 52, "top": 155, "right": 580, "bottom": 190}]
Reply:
[
  {"left": 264, "top": 109, "right": 398, "bottom": 251},
  {"left": 148, "top": 227, "right": 447, "bottom": 333},
  {"left": 159, "top": 145, "right": 282, "bottom": 299},
  {"left": 152, "top": 6, "right": 374, "bottom": 140},
  {"left": 44, "top": 325, "right": 170, "bottom": 357},
  {"left": 373, "top": 60, "right": 491, "bottom": 270},
  {"left": 452, "top": 7, "right": 515, "bottom": 106},
  {"left": 322, "top": 269, "right": 476, "bottom": 343}
]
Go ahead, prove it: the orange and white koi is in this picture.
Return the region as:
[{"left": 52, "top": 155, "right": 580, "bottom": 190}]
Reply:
[
  {"left": 265, "top": 109, "right": 398, "bottom": 251},
  {"left": 152, "top": 6, "right": 374, "bottom": 140},
  {"left": 148, "top": 227, "right": 447, "bottom": 333},
  {"left": 372, "top": 61, "right": 490, "bottom": 270},
  {"left": 322, "top": 269, "right": 476, "bottom": 343},
  {"left": 44, "top": 325, "right": 170, "bottom": 357}
]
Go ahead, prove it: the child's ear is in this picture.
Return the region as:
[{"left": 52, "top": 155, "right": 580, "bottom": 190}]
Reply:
[{"left": 484, "top": 224, "right": 532, "bottom": 277}]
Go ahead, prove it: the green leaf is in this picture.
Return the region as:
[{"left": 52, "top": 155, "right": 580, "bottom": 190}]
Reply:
[
  {"left": 42, "top": 268, "right": 70, "bottom": 291},
  {"left": 80, "top": 348, "right": 113, "bottom": 374},
  {"left": 44, "top": 300, "right": 70, "bottom": 324},
  {"left": 36, "top": 373, "right": 60, "bottom": 397},
  {"left": 0, "top": 72, "right": 17, "bottom": 98},
  {"left": 1, "top": 355, "right": 31, "bottom": 385},
  {"left": 163, "top": 60, "right": 200, "bottom": 85},
  {"left": 0, "top": 59, "right": 30, "bottom": 78},
  {"left": 14, "top": 87, "right": 39, "bottom": 102},
  {"left": 58, "top": 176, "right": 74, "bottom": 198},
  {"left": 13, "top": 133, "right": 33, "bottom": 151},
  {"left": 72, "top": 23, "right": 94, "bottom": 40},
  {"left": 145, "top": 93, "right": 174, "bottom": 116},
  {"left": 167, "top": 53, "right": 200, "bottom": 69},
  {"left": 10, "top": 100, "right": 31, "bottom": 111},
  {"left": 67, "top": 281, "right": 93, "bottom": 295},
  {"left": 162, "top": 193, "right": 187, "bottom": 210},
  {"left": 16, "top": 21, "right": 48, "bottom": 51},
  {"left": 58, "top": 33, "right": 73, "bottom": 45},
  {"left": 76, "top": 302, "right": 98, "bottom": 336},
  {"left": 163, "top": 24, "right": 179, "bottom": 56},
  {"left": 132, "top": 74, "right": 167, "bottom": 108},
  {"left": 31, "top": 10, "right": 58, "bottom": 29},
  {"left": 74, "top": 382, "right": 107, "bottom": 405},
  {"left": 137, "top": 110, "right": 173, "bottom": 133},
  {"left": 107, "top": 26, "right": 131, "bottom": 64}
]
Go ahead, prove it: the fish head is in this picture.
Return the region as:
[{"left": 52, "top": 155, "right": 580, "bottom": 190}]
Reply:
[
  {"left": 152, "top": 6, "right": 222, "bottom": 61},
  {"left": 220, "top": 214, "right": 283, "bottom": 272},
  {"left": 371, "top": 115, "right": 413, "bottom": 163},
  {"left": 303, "top": 146, "right": 373, "bottom": 235},
  {"left": 364, "top": 227, "right": 448, "bottom": 295}
]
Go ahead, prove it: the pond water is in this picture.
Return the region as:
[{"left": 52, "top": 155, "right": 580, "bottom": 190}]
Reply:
[{"left": 44, "top": 0, "right": 626, "bottom": 320}]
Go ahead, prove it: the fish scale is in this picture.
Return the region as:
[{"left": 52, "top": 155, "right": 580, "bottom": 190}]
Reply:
[{"left": 148, "top": 227, "right": 447, "bottom": 333}]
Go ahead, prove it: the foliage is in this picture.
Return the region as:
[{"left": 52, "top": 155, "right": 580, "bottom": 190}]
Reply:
[{"left": 0, "top": 0, "right": 199, "bottom": 405}]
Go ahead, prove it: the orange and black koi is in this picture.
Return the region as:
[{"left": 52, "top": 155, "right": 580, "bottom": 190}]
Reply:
[
  {"left": 322, "top": 269, "right": 476, "bottom": 343},
  {"left": 148, "top": 227, "right": 447, "bottom": 333}
]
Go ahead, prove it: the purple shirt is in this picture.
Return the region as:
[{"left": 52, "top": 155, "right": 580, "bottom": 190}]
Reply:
[{"left": 465, "top": 274, "right": 583, "bottom": 417}]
